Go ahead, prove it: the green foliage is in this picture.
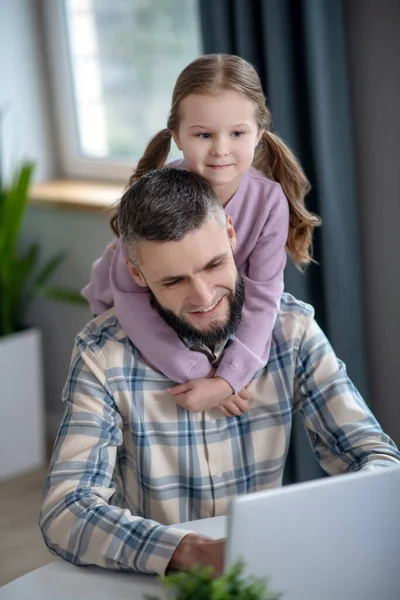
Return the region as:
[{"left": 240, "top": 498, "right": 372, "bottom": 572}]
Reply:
[
  {"left": 0, "top": 161, "right": 86, "bottom": 337},
  {"left": 146, "top": 562, "right": 282, "bottom": 600}
]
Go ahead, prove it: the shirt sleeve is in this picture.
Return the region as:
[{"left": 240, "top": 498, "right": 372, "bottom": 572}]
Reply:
[
  {"left": 39, "top": 339, "right": 191, "bottom": 575},
  {"left": 215, "top": 187, "right": 289, "bottom": 393},
  {"left": 295, "top": 314, "right": 400, "bottom": 474}
]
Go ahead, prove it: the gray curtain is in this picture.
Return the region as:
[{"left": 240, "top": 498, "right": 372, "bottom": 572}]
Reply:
[{"left": 199, "top": 0, "right": 368, "bottom": 483}]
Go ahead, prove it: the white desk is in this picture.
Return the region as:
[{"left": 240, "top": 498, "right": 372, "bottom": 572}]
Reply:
[{"left": 0, "top": 517, "right": 226, "bottom": 600}]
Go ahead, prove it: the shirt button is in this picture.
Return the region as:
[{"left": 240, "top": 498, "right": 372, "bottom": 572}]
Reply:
[
  {"left": 214, "top": 473, "right": 222, "bottom": 479},
  {"left": 210, "top": 418, "right": 216, "bottom": 425}
]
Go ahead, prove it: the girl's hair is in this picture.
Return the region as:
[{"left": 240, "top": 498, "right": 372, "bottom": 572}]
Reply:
[{"left": 111, "top": 53, "right": 320, "bottom": 267}]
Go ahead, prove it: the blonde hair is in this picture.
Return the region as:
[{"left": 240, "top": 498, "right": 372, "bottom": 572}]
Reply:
[{"left": 111, "top": 54, "right": 320, "bottom": 267}]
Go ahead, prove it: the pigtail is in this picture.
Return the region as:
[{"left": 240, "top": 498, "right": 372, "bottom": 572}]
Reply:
[
  {"left": 109, "top": 128, "right": 172, "bottom": 236},
  {"left": 129, "top": 128, "right": 172, "bottom": 185},
  {"left": 253, "top": 130, "right": 321, "bottom": 268}
]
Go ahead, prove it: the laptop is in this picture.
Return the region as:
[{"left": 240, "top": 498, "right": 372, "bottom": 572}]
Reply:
[{"left": 225, "top": 466, "right": 400, "bottom": 600}]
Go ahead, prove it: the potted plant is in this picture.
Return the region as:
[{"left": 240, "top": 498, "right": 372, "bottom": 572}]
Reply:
[
  {"left": 0, "top": 160, "right": 86, "bottom": 480},
  {"left": 147, "top": 562, "right": 282, "bottom": 600}
]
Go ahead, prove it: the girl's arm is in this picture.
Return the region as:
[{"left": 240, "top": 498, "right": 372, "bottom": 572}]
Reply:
[
  {"left": 83, "top": 182, "right": 288, "bottom": 394},
  {"left": 215, "top": 189, "right": 289, "bottom": 393},
  {"left": 81, "top": 241, "right": 119, "bottom": 314}
]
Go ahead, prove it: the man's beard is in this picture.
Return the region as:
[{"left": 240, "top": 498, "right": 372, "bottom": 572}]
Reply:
[{"left": 150, "top": 271, "right": 245, "bottom": 348}]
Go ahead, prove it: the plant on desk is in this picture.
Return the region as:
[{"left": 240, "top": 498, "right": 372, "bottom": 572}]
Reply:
[{"left": 146, "top": 561, "right": 282, "bottom": 600}]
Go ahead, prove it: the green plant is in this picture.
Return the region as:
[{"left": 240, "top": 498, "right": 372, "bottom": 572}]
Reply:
[
  {"left": 146, "top": 561, "right": 282, "bottom": 600},
  {"left": 0, "top": 161, "right": 86, "bottom": 337}
]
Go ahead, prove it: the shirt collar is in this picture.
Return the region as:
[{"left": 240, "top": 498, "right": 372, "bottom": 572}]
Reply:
[{"left": 183, "top": 335, "right": 234, "bottom": 368}]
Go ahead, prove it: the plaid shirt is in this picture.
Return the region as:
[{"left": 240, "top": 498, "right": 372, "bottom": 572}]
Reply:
[{"left": 39, "top": 294, "right": 400, "bottom": 575}]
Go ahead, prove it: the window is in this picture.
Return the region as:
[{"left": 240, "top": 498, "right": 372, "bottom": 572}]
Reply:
[{"left": 43, "top": 0, "right": 202, "bottom": 180}]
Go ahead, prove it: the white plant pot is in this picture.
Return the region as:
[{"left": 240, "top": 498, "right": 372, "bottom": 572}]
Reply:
[{"left": 0, "top": 327, "right": 45, "bottom": 480}]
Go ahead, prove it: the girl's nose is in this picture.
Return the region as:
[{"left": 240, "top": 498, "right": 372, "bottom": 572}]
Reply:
[{"left": 210, "top": 137, "right": 229, "bottom": 156}]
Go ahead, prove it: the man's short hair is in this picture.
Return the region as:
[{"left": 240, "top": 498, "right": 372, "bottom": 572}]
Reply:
[{"left": 118, "top": 168, "right": 226, "bottom": 263}]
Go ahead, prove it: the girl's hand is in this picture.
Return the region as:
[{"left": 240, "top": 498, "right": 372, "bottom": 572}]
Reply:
[
  {"left": 218, "top": 386, "right": 251, "bottom": 417},
  {"left": 167, "top": 377, "right": 234, "bottom": 412},
  {"left": 166, "top": 377, "right": 251, "bottom": 416}
]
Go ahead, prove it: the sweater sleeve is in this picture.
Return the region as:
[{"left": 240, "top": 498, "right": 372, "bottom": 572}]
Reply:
[
  {"left": 81, "top": 242, "right": 117, "bottom": 314},
  {"left": 215, "top": 186, "right": 289, "bottom": 393}
]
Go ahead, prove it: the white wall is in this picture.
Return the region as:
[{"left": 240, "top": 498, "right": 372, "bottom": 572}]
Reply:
[{"left": 345, "top": 0, "right": 400, "bottom": 443}]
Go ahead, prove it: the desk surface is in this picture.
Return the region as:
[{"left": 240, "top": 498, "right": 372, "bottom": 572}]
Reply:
[{"left": 0, "top": 517, "right": 226, "bottom": 600}]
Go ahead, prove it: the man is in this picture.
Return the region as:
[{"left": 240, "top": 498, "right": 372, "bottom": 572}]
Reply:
[{"left": 40, "top": 168, "right": 400, "bottom": 577}]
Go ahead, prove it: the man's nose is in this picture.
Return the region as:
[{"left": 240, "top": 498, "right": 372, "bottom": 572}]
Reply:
[
  {"left": 210, "top": 136, "right": 229, "bottom": 156},
  {"left": 188, "top": 279, "right": 214, "bottom": 308}
]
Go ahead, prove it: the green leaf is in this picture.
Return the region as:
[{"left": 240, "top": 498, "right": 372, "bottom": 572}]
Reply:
[
  {"left": 16, "top": 242, "right": 41, "bottom": 284},
  {"left": 145, "top": 561, "right": 282, "bottom": 600},
  {"left": 0, "top": 162, "right": 34, "bottom": 263},
  {"left": 32, "top": 251, "right": 66, "bottom": 288},
  {"left": 0, "top": 158, "right": 86, "bottom": 337}
]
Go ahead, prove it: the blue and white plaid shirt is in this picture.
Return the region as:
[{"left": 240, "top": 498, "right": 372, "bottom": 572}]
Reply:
[{"left": 40, "top": 294, "right": 400, "bottom": 575}]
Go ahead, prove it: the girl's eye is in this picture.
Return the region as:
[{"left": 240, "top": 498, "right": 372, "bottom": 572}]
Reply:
[
  {"left": 232, "top": 131, "right": 244, "bottom": 137},
  {"left": 196, "top": 132, "right": 212, "bottom": 139}
]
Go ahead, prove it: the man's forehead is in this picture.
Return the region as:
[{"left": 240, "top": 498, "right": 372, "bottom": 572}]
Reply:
[{"left": 138, "top": 219, "right": 229, "bottom": 277}]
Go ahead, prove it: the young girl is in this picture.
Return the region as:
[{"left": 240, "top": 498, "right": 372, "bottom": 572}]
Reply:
[{"left": 82, "top": 54, "right": 320, "bottom": 417}]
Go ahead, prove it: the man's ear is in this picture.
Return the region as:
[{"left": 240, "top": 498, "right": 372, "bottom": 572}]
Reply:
[
  {"left": 125, "top": 258, "right": 148, "bottom": 288},
  {"left": 226, "top": 215, "right": 237, "bottom": 251},
  {"left": 170, "top": 129, "right": 182, "bottom": 151}
]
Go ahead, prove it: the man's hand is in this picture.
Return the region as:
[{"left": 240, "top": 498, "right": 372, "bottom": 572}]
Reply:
[
  {"left": 167, "top": 377, "right": 234, "bottom": 412},
  {"left": 168, "top": 533, "right": 225, "bottom": 576}
]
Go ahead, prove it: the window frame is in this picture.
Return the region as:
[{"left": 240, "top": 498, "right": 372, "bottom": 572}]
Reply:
[{"left": 42, "top": 0, "right": 200, "bottom": 182}]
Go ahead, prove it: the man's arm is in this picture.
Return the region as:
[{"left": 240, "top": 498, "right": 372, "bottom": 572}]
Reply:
[
  {"left": 39, "top": 338, "right": 191, "bottom": 575},
  {"left": 295, "top": 315, "right": 400, "bottom": 474}
]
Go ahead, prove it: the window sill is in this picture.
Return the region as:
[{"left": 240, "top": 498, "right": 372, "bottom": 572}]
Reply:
[{"left": 29, "top": 179, "right": 125, "bottom": 213}]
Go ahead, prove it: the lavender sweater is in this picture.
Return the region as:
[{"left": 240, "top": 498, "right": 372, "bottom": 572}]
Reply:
[{"left": 82, "top": 163, "right": 289, "bottom": 393}]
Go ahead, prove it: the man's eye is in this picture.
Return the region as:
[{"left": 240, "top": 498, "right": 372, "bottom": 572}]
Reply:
[
  {"left": 164, "top": 280, "right": 180, "bottom": 288},
  {"left": 197, "top": 132, "right": 212, "bottom": 139},
  {"left": 207, "top": 261, "right": 222, "bottom": 270}
]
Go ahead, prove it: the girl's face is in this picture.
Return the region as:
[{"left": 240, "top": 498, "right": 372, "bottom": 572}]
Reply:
[{"left": 172, "top": 90, "right": 262, "bottom": 204}]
